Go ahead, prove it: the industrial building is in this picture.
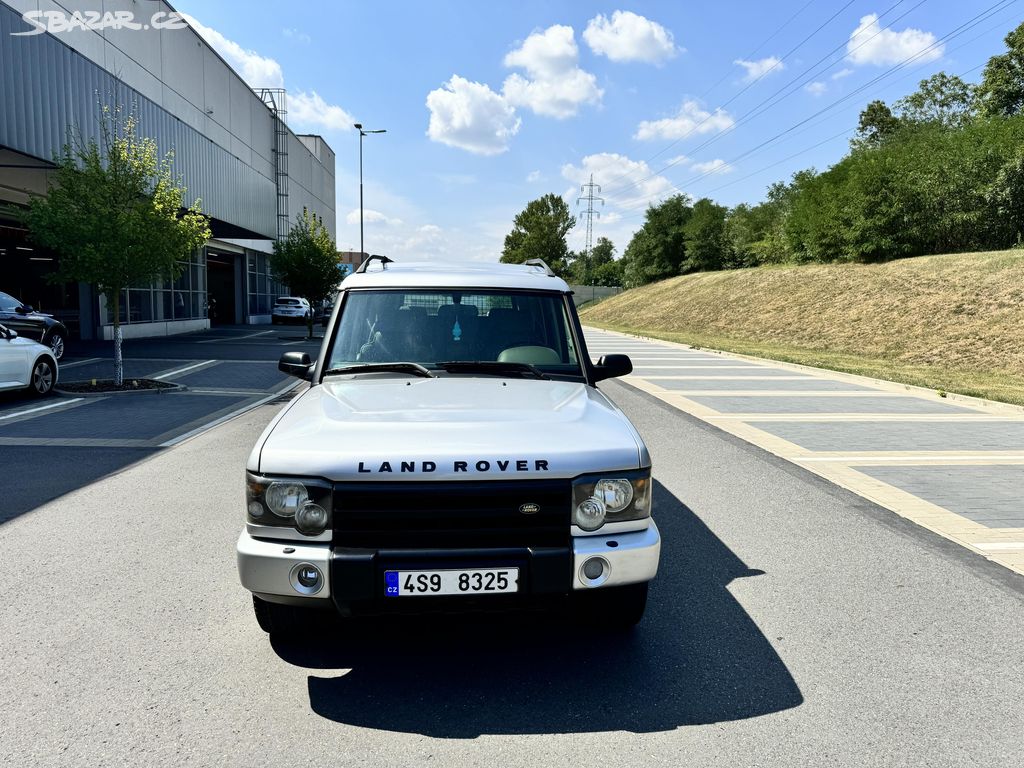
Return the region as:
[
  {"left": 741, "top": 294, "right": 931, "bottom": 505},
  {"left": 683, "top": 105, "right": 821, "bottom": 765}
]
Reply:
[{"left": 0, "top": 0, "right": 336, "bottom": 340}]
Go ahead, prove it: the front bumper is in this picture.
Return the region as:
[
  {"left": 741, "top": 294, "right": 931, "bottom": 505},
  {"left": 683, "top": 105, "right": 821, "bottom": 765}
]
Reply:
[{"left": 236, "top": 521, "right": 660, "bottom": 611}]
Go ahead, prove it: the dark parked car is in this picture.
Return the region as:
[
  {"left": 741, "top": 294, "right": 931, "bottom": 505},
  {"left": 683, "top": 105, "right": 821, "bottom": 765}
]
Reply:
[{"left": 0, "top": 291, "right": 69, "bottom": 360}]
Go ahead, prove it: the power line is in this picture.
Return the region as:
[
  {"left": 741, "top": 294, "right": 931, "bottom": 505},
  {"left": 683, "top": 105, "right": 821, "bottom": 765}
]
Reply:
[
  {"left": 599, "top": 0, "right": 859, "bottom": 194},
  {"left": 603, "top": 0, "right": 925, "bottom": 199},
  {"left": 610, "top": 0, "right": 1018, "bottom": 216}
]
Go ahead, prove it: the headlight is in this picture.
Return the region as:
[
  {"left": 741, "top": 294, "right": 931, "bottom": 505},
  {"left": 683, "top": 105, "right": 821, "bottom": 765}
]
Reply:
[
  {"left": 265, "top": 482, "right": 308, "bottom": 518},
  {"left": 246, "top": 473, "right": 332, "bottom": 536},
  {"left": 572, "top": 469, "right": 651, "bottom": 533}
]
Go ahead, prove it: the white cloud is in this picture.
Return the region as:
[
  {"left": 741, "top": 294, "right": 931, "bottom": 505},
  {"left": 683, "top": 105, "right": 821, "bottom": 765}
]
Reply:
[
  {"left": 345, "top": 209, "right": 402, "bottom": 226},
  {"left": 690, "top": 159, "right": 733, "bottom": 175},
  {"left": 527, "top": 170, "right": 542, "bottom": 182},
  {"left": 290, "top": 91, "right": 356, "bottom": 132},
  {"left": 805, "top": 81, "right": 827, "bottom": 96},
  {"left": 667, "top": 154, "right": 689, "bottom": 166},
  {"left": 832, "top": 67, "right": 854, "bottom": 80},
  {"left": 561, "top": 152, "right": 675, "bottom": 205},
  {"left": 502, "top": 25, "right": 602, "bottom": 119},
  {"left": 183, "top": 14, "right": 284, "bottom": 88},
  {"left": 846, "top": 14, "right": 943, "bottom": 67},
  {"left": 426, "top": 75, "right": 521, "bottom": 155},
  {"left": 634, "top": 99, "right": 734, "bottom": 141},
  {"left": 583, "top": 11, "right": 679, "bottom": 64},
  {"left": 734, "top": 56, "right": 784, "bottom": 83}
]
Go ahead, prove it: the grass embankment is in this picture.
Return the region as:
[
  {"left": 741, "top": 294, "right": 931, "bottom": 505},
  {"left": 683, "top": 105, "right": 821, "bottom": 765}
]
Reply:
[{"left": 581, "top": 250, "right": 1024, "bottom": 406}]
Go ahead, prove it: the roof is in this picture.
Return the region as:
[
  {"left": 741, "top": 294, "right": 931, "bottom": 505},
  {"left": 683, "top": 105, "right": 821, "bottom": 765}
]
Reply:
[{"left": 340, "top": 260, "right": 571, "bottom": 292}]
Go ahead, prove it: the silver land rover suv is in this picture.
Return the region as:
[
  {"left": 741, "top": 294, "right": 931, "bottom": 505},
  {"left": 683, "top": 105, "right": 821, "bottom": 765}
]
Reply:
[{"left": 238, "top": 257, "right": 660, "bottom": 632}]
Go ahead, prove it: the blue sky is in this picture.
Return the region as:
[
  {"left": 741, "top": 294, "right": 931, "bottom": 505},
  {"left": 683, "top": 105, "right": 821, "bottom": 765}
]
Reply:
[{"left": 175, "top": 0, "right": 1020, "bottom": 262}]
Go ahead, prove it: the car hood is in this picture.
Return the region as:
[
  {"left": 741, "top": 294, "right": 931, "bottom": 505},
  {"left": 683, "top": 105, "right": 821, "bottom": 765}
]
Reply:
[
  {"left": 252, "top": 377, "right": 648, "bottom": 481},
  {"left": 8, "top": 335, "right": 49, "bottom": 353}
]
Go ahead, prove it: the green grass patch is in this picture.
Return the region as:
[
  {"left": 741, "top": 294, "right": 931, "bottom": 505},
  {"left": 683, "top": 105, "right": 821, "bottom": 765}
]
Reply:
[{"left": 582, "top": 250, "right": 1024, "bottom": 406}]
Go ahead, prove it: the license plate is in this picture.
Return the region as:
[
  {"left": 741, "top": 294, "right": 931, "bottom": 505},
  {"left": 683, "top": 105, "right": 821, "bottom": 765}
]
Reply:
[{"left": 384, "top": 568, "right": 519, "bottom": 597}]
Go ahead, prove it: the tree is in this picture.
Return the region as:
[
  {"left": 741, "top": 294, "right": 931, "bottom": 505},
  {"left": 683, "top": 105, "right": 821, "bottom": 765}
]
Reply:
[
  {"left": 22, "top": 106, "right": 210, "bottom": 385},
  {"left": 620, "top": 194, "right": 692, "bottom": 287},
  {"left": 501, "top": 194, "right": 575, "bottom": 276},
  {"left": 270, "top": 208, "right": 340, "bottom": 338},
  {"left": 852, "top": 100, "right": 903, "bottom": 151},
  {"left": 592, "top": 260, "right": 623, "bottom": 287},
  {"left": 568, "top": 236, "right": 615, "bottom": 284},
  {"left": 987, "top": 150, "right": 1024, "bottom": 244},
  {"left": 978, "top": 22, "right": 1024, "bottom": 117},
  {"left": 895, "top": 72, "right": 976, "bottom": 128},
  {"left": 682, "top": 198, "right": 731, "bottom": 272}
]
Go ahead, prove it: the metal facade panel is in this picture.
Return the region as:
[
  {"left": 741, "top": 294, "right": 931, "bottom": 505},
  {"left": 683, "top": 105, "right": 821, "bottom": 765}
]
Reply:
[{"left": 0, "top": 2, "right": 279, "bottom": 239}]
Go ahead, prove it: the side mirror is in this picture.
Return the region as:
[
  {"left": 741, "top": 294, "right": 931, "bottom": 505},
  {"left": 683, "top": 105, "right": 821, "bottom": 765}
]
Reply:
[
  {"left": 0, "top": 327, "right": 15, "bottom": 340},
  {"left": 593, "top": 353, "right": 632, "bottom": 382},
  {"left": 279, "top": 351, "right": 314, "bottom": 380},
  {"left": 15, "top": 305, "right": 30, "bottom": 315}
]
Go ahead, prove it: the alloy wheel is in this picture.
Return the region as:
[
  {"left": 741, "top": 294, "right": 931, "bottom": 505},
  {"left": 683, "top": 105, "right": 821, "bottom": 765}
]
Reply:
[
  {"left": 32, "top": 360, "right": 54, "bottom": 394},
  {"left": 49, "top": 333, "right": 65, "bottom": 360}
]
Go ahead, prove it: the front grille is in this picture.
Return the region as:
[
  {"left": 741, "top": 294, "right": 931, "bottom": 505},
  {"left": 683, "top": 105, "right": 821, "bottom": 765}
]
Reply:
[{"left": 332, "top": 479, "right": 572, "bottom": 548}]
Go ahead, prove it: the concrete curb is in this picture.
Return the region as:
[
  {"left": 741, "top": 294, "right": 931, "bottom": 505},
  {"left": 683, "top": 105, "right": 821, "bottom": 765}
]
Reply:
[{"left": 55, "top": 381, "right": 188, "bottom": 398}]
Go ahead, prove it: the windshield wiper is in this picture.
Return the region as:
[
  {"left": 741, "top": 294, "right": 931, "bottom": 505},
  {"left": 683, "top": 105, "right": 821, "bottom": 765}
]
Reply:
[
  {"left": 437, "top": 361, "right": 550, "bottom": 380},
  {"left": 321, "top": 362, "right": 435, "bottom": 378}
]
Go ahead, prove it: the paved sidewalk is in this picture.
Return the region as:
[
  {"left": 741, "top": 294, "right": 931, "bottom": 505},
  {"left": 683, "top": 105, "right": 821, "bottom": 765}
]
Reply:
[{"left": 586, "top": 327, "right": 1024, "bottom": 576}]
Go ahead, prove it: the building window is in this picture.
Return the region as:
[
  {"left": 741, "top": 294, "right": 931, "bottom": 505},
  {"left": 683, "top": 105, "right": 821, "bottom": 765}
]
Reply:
[
  {"left": 247, "top": 251, "right": 286, "bottom": 316},
  {"left": 101, "top": 249, "right": 207, "bottom": 325}
]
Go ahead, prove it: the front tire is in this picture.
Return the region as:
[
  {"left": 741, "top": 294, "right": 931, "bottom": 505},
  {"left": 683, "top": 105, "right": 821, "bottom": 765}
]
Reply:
[
  {"left": 573, "top": 582, "right": 649, "bottom": 629},
  {"left": 47, "top": 331, "right": 66, "bottom": 360},
  {"left": 29, "top": 356, "right": 56, "bottom": 397}
]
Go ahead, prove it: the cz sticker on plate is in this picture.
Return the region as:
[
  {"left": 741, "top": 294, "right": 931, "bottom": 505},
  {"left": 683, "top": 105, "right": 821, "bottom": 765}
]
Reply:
[{"left": 385, "top": 568, "right": 520, "bottom": 597}]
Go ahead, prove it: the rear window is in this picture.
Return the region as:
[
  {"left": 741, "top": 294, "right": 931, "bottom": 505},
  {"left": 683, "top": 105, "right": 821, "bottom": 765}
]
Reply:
[{"left": 275, "top": 298, "right": 301, "bottom": 306}]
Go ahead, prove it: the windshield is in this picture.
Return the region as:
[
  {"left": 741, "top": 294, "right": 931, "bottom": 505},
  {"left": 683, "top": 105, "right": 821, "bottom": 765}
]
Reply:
[{"left": 326, "top": 289, "right": 583, "bottom": 378}]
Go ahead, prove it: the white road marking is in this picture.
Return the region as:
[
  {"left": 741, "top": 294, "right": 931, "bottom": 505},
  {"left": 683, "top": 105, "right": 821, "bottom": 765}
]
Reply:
[
  {"left": 196, "top": 330, "right": 274, "bottom": 343},
  {"left": 155, "top": 360, "right": 218, "bottom": 379},
  {"left": 0, "top": 398, "right": 84, "bottom": 421},
  {"left": 974, "top": 542, "right": 1024, "bottom": 552},
  {"left": 800, "top": 455, "right": 1024, "bottom": 462},
  {"left": 58, "top": 357, "right": 101, "bottom": 369}
]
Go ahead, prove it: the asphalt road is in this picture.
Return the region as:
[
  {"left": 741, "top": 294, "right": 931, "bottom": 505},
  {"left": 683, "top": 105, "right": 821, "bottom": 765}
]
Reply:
[
  {"left": 0, "top": 326, "right": 316, "bottom": 524},
  {"left": 1, "top": 379, "right": 1022, "bottom": 767}
]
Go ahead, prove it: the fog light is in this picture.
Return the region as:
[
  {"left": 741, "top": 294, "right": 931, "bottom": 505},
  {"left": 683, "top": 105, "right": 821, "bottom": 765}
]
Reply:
[
  {"left": 295, "top": 502, "right": 328, "bottom": 535},
  {"left": 247, "top": 501, "right": 264, "bottom": 518},
  {"left": 583, "top": 558, "right": 605, "bottom": 580},
  {"left": 574, "top": 496, "right": 606, "bottom": 531},
  {"left": 297, "top": 566, "right": 321, "bottom": 589},
  {"left": 579, "top": 556, "right": 610, "bottom": 587},
  {"left": 289, "top": 562, "right": 323, "bottom": 595}
]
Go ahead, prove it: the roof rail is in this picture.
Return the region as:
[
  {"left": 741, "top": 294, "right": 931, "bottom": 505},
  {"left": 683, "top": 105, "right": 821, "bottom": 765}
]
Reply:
[
  {"left": 523, "top": 258, "right": 555, "bottom": 276},
  {"left": 355, "top": 254, "right": 393, "bottom": 273}
]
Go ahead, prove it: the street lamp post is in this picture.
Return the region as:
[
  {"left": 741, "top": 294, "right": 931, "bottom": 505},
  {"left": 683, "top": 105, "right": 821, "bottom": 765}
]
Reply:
[{"left": 353, "top": 123, "right": 386, "bottom": 260}]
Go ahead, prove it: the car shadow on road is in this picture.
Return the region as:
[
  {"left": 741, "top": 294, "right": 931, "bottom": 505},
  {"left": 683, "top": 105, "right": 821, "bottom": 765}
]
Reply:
[{"left": 272, "top": 481, "right": 803, "bottom": 736}]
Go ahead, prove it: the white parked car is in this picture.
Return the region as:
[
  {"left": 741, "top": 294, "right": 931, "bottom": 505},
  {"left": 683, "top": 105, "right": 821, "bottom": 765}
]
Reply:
[
  {"left": 0, "top": 323, "right": 58, "bottom": 396},
  {"left": 271, "top": 296, "right": 311, "bottom": 325},
  {"left": 238, "top": 257, "right": 660, "bottom": 633}
]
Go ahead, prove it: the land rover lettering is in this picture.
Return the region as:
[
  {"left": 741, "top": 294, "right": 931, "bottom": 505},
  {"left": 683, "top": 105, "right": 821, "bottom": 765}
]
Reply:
[
  {"left": 356, "top": 459, "right": 551, "bottom": 474},
  {"left": 238, "top": 259, "right": 660, "bottom": 634}
]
